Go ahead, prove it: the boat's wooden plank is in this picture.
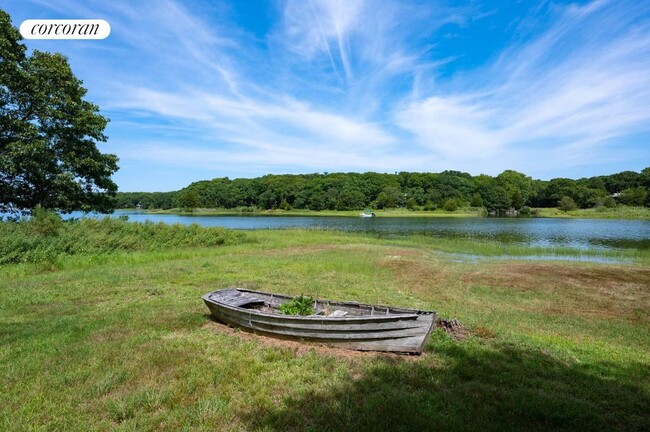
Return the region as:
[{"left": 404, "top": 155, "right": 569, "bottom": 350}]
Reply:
[
  {"left": 225, "top": 321, "right": 427, "bottom": 345},
  {"left": 262, "top": 317, "right": 431, "bottom": 333},
  {"left": 248, "top": 322, "right": 429, "bottom": 340},
  {"left": 218, "top": 310, "right": 429, "bottom": 335},
  {"left": 212, "top": 307, "right": 433, "bottom": 341},
  {"left": 215, "top": 313, "right": 426, "bottom": 352},
  {"left": 213, "top": 306, "right": 432, "bottom": 331},
  {"left": 210, "top": 315, "right": 426, "bottom": 353}
]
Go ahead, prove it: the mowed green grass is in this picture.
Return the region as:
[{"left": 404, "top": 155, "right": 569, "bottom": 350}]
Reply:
[{"left": 1, "top": 229, "right": 649, "bottom": 431}]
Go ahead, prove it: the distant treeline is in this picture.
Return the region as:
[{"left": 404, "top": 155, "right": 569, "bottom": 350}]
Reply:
[{"left": 115, "top": 168, "right": 650, "bottom": 212}]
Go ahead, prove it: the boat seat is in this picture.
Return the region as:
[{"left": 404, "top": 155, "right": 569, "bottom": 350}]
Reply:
[
  {"left": 214, "top": 289, "right": 265, "bottom": 308},
  {"left": 226, "top": 297, "right": 265, "bottom": 308}
]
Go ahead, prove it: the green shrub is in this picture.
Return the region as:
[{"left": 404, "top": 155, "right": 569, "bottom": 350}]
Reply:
[
  {"left": 278, "top": 295, "right": 315, "bottom": 316},
  {"left": 443, "top": 198, "right": 465, "bottom": 212},
  {"left": 558, "top": 196, "right": 578, "bottom": 212},
  {"left": 279, "top": 200, "right": 293, "bottom": 210},
  {"left": 405, "top": 197, "right": 418, "bottom": 210},
  {"left": 603, "top": 196, "right": 617, "bottom": 208},
  {"left": 29, "top": 206, "right": 64, "bottom": 236}
]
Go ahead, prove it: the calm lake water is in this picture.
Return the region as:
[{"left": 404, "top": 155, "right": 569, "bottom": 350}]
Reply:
[{"left": 72, "top": 210, "right": 649, "bottom": 251}]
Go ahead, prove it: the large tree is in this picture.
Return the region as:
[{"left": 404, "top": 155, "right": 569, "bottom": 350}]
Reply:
[
  {"left": 496, "top": 170, "right": 533, "bottom": 209},
  {"left": 0, "top": 9, "right": 118, "bottom": 214}
]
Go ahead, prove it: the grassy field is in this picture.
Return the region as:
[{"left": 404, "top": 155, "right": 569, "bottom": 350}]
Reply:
[
  {"left": 1, "top": 227, "right": 649, "bottom": 431},
  {"left": 536, "top": 206, "right": 650, "bottom": 220}
]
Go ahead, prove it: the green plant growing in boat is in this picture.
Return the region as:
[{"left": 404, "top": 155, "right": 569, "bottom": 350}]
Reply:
[{"left": 279, "top": 295, "right": 315, "bottom": 316}]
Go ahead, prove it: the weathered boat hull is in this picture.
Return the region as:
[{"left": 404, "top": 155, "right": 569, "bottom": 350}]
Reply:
[{"left": 202, "top": 288, "right": 436, "bottom": 354}]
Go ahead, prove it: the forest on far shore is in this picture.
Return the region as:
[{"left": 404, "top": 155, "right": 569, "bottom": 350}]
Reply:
[{"left": 115, "top": 168, "right": 650, "bottom": 213}]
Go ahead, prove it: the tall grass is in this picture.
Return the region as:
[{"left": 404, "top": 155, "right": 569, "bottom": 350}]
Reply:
[
  {"left": 0, "top": 213, "right": 245, "bottom": 265},
  {"left": 537, "top": 205, "right": 650, "bottom": 220}
]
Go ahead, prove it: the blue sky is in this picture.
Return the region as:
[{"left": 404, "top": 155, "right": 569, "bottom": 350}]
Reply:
[{"left": 5, "top": 0, "right": 650, "bottom": 191}]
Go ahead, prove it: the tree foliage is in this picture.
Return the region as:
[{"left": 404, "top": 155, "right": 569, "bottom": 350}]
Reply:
[
  {"left": 0, "top": 9, "right": 118, "bottom": 214},
  {"left": 114, "top": 167, "right": 650, "bottom": 213},
  {"left": 558, "top": 196, "right": 578, "bottom": 212},
  {"left": 618, "top": 187, "right": 647, "bottom": 207},
  {"left": 496, "top": 170, "right": 533, "bottom": 209},
  {"left": 177, "top": 189, "right": 201, "bottom": 210}
]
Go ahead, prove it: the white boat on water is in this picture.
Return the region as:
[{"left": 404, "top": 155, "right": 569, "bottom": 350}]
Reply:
[{"left": 360, "top": 210, "right": 376, "bottom": 218}]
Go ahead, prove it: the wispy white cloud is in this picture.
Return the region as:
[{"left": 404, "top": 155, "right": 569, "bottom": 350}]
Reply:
[
  {"left": 116, "top": 139, "right": 421, "bottom": 174},
  {"left": 280, "top": 0, "right": 365, "bottom": 81},
  {"left": 396, "top": 0, "right": 650, "bottom": 173},
  {"left": 8, "top": 0, "right": 650, "bottom": 190},
  {"left": 113, "top": 86, "right": 396, "bottom": 150}
]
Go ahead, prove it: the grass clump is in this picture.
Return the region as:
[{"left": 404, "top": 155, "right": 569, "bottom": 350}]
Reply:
[
  {"left": 0, "top": 212, "right": 245, "bottom": 265},
  {"left": 279, "top": 295, "right": 315, "bottom": 316}
]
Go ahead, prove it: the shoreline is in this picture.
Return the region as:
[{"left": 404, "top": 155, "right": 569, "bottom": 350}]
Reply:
[
  {"left": 133, "top": 208, "right": 482, "bottom": 218},
  {"left": 118, "top": 206, "right": 650, "bottom": 220}
]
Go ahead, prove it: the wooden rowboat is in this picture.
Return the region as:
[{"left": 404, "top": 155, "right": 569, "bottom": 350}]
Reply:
[{"left": 202, "top": 288, "right": 437, "bottom": 354}]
